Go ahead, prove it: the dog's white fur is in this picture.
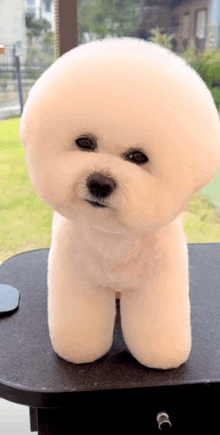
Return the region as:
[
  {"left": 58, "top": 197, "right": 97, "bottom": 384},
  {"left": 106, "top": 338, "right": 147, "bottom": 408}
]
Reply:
[{"left": 20, "top": 37, "right": 220, "bottom": 369}]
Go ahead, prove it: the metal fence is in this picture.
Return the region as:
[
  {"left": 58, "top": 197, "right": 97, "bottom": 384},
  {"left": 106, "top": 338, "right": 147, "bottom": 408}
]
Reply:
[
  {"left": 0, "top": 29, "right": 219, "bottom": 121},
  {"left": 0, "top": 44, "right": 54, "bottom": 120}
]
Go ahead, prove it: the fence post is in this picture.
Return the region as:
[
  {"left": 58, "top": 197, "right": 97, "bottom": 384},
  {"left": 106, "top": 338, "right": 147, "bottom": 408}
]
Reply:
[{"left": 15, "top": 54, "right": 24, "bottom": 116}]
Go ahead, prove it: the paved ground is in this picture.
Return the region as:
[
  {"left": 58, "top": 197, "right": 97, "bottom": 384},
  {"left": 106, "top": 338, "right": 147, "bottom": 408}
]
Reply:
[
  {"left": 0, "top": 399, "right": 32, "bottom": 434},
  {"left": 0, "top": 100, "right": 21, "bottom": 120}
]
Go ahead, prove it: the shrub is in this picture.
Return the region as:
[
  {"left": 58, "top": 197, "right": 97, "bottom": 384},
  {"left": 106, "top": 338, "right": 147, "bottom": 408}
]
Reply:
[
  {"left": 149, "top": 25, "right": 176, "bottom": 50},
  {"left": 190, "top": 59, "right": 213, "bottom": 88}
]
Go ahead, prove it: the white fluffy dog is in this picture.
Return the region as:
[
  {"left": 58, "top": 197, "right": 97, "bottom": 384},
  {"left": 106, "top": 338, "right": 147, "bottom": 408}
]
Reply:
[{"left": 20, "top": 37, "right": 220, "bottom": 369}]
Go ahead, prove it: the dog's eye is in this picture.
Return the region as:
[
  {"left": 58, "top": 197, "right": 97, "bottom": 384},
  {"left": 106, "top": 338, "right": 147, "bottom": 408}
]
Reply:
[
  {"left": 75, "top": 137, "right": 95, "bottom": 150},
  {"left": 127, "top": 150, "right": 149, "bottom": 165}
]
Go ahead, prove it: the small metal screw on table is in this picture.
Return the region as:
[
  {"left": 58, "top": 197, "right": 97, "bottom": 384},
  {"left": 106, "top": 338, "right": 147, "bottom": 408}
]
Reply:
[{"left": 156, "top": 411, "right": 172, "bottom": 431}]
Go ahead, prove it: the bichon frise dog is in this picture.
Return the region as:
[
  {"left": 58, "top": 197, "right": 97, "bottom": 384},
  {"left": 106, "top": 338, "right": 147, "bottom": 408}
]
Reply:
[{"left": 20, "top": 37, "right": 220, "bottom": 369}]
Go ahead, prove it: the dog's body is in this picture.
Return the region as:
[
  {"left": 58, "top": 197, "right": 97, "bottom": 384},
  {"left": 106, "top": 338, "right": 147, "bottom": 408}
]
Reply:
[
  {"left": 20, "top": 37, "right": 220, "bottom": 369},
  {"left": 48, "top": 212, "right": 190, "bottom": 368}
]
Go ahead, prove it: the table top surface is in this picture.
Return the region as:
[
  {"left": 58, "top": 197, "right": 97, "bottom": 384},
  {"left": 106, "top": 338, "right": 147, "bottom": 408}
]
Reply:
[{"left": 0, "top": 245, "right": 220, "bottom": 407}]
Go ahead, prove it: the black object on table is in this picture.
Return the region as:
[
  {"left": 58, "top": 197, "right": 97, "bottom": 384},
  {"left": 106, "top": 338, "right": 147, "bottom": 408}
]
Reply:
[
  {"left": 0, "top": 284, "right": 20, "bottom": 316},
  {"left": 0, "top": 245, "right": 220, "bottom": 434}
]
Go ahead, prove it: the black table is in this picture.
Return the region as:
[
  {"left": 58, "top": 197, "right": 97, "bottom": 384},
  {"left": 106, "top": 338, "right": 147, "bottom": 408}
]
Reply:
[{"left": 0, "top": 245, "right": 220, "bottom": 434}]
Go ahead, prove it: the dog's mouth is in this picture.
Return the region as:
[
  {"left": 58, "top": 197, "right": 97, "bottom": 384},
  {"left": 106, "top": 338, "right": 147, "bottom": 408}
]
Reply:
[{"left": 86, "top": 200, "right": 107, "bottom": 208}]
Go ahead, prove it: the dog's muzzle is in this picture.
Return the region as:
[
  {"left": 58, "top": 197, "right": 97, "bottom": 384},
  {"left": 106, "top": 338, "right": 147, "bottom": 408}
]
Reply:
[{"left": 86, "top": 172, "right": 116, "bottom": 208}]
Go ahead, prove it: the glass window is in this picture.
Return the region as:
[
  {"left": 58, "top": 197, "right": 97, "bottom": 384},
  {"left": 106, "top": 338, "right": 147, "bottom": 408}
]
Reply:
[
  {"left": 196, "top": 10, "right": 206, "bottom": 39},
  {"left": 171, "top": 15, "right": 179, "bottom": 28},
  {"left": 27, "top": 7, "right": 35, "bottom": 16},
  {"left": 182, "top": 13, "right": 190, "bottom": 39},
  {"left": 45, "top": 0, "right": 51, "bottom": 13}
]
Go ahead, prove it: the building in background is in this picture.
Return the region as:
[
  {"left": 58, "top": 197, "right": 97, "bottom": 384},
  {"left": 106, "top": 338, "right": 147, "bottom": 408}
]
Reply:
[
  {"left": 0, "top": 0, "right": 220, "bottom": 63},
  {"left": 0, "top": 0, "right": 27, "bottom": 63},
  {"left": 140, "top": 0, "right": 220, "bottom": 52},
  {"left": 26, "top": 0, "right": 54, "bottom": 31},
  {"left": 0, "top": 0, "right": 54, "bottom": 63}
]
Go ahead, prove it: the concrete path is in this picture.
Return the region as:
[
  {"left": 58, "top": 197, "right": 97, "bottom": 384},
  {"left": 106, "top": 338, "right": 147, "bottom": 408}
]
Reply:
[
  {"left": 0, "top": 398, "right": 32, "bottom": 434},
  {"left": 0, "top": 100, "right": 21, "bottom": 120}
]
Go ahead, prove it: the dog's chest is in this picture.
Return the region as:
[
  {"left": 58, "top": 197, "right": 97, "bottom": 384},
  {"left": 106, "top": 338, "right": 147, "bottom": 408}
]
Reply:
[{"left": 75, "top": 230, "right": 150, "bottom": 290}]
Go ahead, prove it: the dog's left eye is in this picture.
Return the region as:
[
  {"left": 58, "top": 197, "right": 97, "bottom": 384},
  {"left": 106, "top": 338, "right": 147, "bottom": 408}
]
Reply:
[
  {"left": 126, "top": 150, "right": 149, "bottom": 165},
  {"left": 75, "top": 137, "right": 96, "bottom": 151}
]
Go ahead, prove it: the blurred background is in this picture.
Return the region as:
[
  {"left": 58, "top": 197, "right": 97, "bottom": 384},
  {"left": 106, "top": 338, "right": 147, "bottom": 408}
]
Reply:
[
  {"left": 1, "top": 0, "right": 220, "bottom": 264},
  {"left": 0, "top": 2, "right": 220, "bottom": 432}
]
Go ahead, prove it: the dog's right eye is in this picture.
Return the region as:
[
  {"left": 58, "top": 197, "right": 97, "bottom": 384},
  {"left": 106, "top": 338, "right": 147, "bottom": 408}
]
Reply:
[{"left": 75, "top": 137, "right": 95, "bottom": 151}]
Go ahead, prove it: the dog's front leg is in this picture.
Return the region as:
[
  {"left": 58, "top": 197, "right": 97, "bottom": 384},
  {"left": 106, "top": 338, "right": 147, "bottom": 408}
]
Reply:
[
  {"left": 120, "top": 218, "right": 191, "bottom": 369},
  {"left": 47, "top": 214, "right": 116, "bottom": 364}
]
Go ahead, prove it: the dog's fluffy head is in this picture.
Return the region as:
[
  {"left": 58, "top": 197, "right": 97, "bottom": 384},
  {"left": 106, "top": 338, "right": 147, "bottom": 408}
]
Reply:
[{"left": 20, "top": 37, "right": 220, "bottom": 233}]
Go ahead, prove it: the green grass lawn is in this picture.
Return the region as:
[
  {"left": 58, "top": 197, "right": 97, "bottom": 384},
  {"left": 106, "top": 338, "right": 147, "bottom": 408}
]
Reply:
[
  {"left": 0, "top": 117, "right": 53, "bottom": 262},
  {"left": 1, "top": 117, "right": 220, "bottom": 262}
]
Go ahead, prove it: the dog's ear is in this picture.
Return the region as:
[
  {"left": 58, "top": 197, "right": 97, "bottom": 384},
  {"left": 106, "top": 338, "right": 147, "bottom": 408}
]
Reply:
[
  {"left": 20, "top": 111, "right": 33, "bottom": 149},
  {"left": 19, "top": 119, "right": 26, "bottom": 148},
  {"left": 20, "top": 138, "right": 26, "bottom": 148},
  {"left": 190, "top": 108, "right": 220, "bottom": 195}
]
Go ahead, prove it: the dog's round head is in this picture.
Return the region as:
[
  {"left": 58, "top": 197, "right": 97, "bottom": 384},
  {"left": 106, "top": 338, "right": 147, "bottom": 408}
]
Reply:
[{"left": 20, "top": 37, "right": 220, "bottom": 234}]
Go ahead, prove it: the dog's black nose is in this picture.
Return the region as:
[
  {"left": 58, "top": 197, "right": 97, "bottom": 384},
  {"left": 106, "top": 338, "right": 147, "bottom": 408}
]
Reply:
[{"left": 87, "top": 173, "right": 116, "bottom": 199}]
